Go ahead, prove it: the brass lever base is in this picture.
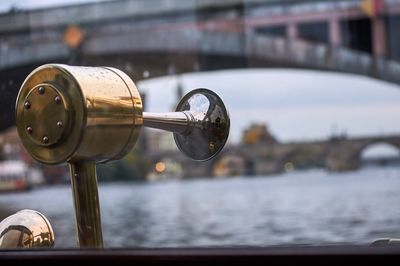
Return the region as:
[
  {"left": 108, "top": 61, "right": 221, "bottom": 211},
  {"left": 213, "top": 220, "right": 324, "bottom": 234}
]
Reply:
[{"left": 69, "top": 162, "right": 103, "bottom": 248}]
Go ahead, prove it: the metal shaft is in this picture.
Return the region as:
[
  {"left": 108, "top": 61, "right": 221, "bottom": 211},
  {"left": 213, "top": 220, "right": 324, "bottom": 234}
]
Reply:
[
  {"left": 69, "top": 162, "right": 103, "bottom": 248},
  {"left": 143, "top": 112, "right": 193, "bottom": 134}
]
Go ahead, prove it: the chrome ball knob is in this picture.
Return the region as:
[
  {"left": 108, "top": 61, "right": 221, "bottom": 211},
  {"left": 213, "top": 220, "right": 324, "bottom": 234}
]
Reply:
[
  {"left": 0, "top": 209, "right": 54, "bottom": 248},
  {"left": 174, "top": 89, "right": 230, "bottom": 161}
]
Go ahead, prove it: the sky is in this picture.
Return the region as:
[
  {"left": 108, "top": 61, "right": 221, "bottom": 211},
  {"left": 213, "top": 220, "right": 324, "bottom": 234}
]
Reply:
[
  {"left": 0, "top": 0, "right": 106, "bottom": 13},
  {"left": 138, "top": 68, "right": 400, "bottom": 144}
]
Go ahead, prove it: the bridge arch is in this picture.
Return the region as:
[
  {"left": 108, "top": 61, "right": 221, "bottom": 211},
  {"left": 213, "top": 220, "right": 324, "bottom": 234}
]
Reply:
[
  {"left": 3, "top": 27, "right": 400, "bottom": 132},
  {"left": 358, "top": 141, "right": 400, "bottom": 167}
]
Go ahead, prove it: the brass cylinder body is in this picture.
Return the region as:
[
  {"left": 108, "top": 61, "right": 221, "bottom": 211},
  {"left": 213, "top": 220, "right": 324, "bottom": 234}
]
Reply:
[{"left": 15, "top": 64, "right": 143, "bottom": 164}]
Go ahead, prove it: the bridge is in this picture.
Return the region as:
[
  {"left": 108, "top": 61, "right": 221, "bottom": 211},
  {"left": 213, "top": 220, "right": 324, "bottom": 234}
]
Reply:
[
  {"left": 147, "top": 134, "right": 400, "bottom": 178},
  {"left": 1, "top": 0, "right": 400, "bottom": 132}
]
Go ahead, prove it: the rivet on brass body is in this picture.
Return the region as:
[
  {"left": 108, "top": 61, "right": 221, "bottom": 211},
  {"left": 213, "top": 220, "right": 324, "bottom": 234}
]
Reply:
[
  {"left": 42, "top": 136, "right": 49, "bottom": 144},
  {"left": 26, "top": 126, "right": 33, "bottom": 134},
  {"left": 57, "top": 121, "right": 63, "bottom": 128},
  {"left": 24, "top": 101, "right": 31, "bottom": 109},
  {"left": 38, "top": 86, "right": 45, "bottom": 94},
  {"left": 55, "top": 95, "right": 62, "bottom": 104}
]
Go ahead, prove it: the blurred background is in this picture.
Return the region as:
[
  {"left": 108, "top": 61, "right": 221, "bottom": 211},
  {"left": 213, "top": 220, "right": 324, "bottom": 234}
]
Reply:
[{"left": 0, "top": 0, "right": 400, "bottom": 248}]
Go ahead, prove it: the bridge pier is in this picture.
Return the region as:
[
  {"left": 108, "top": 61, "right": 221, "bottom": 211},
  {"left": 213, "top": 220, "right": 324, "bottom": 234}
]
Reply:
[
  {"left": 325, "top": 142, "right": 361, "bottom": 172},
  {"left": 287, "top": 23, "right": 298, "bottom": 40},
  {"left": 329, "top": 18, "right": 341, "bottom": 47},
  {"left": 372, "top": 16, "right": 387, "bottom": 57},
  {"left": 325, "top": 155, "right": 360, "bottom": 172}
]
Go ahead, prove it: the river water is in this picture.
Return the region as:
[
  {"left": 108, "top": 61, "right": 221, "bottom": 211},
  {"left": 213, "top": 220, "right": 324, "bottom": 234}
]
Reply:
[{"left": 0, "top": 166, "right": 399, "bottom": 248}]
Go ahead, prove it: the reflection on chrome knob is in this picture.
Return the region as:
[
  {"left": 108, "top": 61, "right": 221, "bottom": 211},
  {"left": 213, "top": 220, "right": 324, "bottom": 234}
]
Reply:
[
  {"left": 173, "top": 89, "right": 230, "bottom": 161},
  {"left": 143, "top": 89, "right": 230, "bottom": 161},
  {"left": 0, "top": 209, "right": 54, "bottom": 248}
]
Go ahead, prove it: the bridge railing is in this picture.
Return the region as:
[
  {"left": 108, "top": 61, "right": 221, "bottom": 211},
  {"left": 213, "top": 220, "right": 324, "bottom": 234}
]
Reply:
[
  {"left": 1, "top": 23, "right": 400, "bottom": 85},
  {"left": 248, "top": 32, "right": 400, "bottom": 84}
]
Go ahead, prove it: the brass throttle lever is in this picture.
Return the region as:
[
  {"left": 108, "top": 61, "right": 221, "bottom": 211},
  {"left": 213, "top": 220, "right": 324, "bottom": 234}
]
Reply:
[{"left": 15, "top": 64, "right": 230, "bottom": 248}]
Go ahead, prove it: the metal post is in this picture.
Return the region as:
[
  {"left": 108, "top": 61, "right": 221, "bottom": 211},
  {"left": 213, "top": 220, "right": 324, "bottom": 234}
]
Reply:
[{"left": 69, "top": 162, "right": 103, "bottom": 248}]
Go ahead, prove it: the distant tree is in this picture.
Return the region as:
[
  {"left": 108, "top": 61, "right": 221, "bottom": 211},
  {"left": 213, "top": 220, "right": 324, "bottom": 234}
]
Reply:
[
  {"left": 97, "top": 144, "right": 150, "bottom": 182},
  {"left": 0, "top": 145, "right": 4, "bottom": 161}
]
